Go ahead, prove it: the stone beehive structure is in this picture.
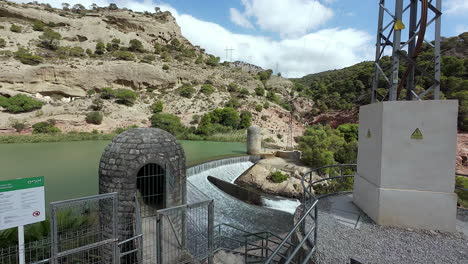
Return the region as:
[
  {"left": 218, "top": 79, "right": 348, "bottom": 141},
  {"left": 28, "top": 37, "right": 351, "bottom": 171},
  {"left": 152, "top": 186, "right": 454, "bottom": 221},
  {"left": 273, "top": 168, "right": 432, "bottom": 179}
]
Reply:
[{"left": 99, "top": 127, "right": 186, "bottom": 238}]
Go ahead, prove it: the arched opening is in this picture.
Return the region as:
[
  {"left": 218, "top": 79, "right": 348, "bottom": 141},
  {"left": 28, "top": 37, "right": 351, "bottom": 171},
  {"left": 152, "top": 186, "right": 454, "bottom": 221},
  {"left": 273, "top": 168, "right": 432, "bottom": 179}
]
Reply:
[{"left": 136, "top": 163, "right": 166, "bottom": 215}]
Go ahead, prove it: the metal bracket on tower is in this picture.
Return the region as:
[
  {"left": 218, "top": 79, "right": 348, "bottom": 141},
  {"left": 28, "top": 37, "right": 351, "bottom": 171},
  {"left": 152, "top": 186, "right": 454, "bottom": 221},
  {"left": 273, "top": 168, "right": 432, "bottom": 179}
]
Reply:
[{"left": 371, "top": 0, "right": 442, "bottom": 103}]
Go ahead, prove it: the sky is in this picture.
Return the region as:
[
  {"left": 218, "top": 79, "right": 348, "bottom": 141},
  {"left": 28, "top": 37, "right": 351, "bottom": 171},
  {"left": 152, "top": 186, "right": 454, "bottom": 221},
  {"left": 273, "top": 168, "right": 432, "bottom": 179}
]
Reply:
[{"left": 12, "top": 0, "right": 468, "bottom": 78}]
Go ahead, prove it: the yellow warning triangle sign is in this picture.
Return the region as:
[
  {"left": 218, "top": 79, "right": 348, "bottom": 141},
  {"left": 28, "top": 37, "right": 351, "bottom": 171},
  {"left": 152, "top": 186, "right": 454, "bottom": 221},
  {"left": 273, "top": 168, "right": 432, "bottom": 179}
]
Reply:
[
  {"left": 366, "top": 129, "right": 371, "bottom": 138},
  {"left": 411, "top": 128, "right": 423, "bottom": 140}
]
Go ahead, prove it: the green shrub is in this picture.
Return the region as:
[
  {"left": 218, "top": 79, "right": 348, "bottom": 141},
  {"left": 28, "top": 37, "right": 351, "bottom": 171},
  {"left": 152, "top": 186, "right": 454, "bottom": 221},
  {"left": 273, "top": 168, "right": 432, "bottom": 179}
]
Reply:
[
  {"left": 0, "top": 94, "right": 43, "bottom": 113},
  {"left": 13, "top": 48, "right": 43, "bottom": 65},
  {"left": 32, "top": 20, "right": 45, "bottom": 31},
  {"left": 258, "top": 69, "right": 273, "bottom": 81},
  {"left": 161, "top": 52, "right": 171, "bottom": 62},
  {"left": 239, "top": 111, "right": 252, "bottom": 129},
  {"left": 128, "top": 39, "right": 144, "bottom": 52},
  {"left": 226, "top": 98, "right": 242, "bottom": 109},
  {"left": 100, "top": 88, "right": 114, "bottom": 99},
  {"left": 179, "top": 84, "right": 196, "bottom": 98},
  {"left": 85, "top": 111, "right": 103, "bottom": 125},
  {"left": 154, "top": 43, "right": 163, "bottom": 54},
  {"left": 255, "top": 86, "right": 265, "bottom": 96},
  {"left": 255, "top": 104, "right": 263, "bottom": 112},
  {"left": 200, "top": 84, "right": 215, "bottom": 95},
  {"left": 162, "top": 64, "right": 169, "bottom": 70},
  {"left": 95, "top": 42, "right": 106, "bottom": 55},
  {"left": 69, "top": 46, "right": 85, "bottom": 57},
  {"left": 90, "top": 98, "right": 103, "bottom": 111},
  {"left": 196, "top": 107, "right": 241, "bottom": 136},
  {"left": 205, "top": 55, "right": 220, "bottom": 66},
  {"left": 39, "top": 28, "right": 61, "bottom": 50},
  {"left": 150, "top": 100, "right": 163, "bottom": 113},
  {"left": 261, "top": 115, "right": 267, "bottom": 121},
  {"left": 10, "top": 24, "right": 22, "bottom": 33},
  {"left": 270, "top": 171, "right": 288, "bottom": 183},
  {"left": 113, "top": 50, "right": 135, "bottom": 61},
  {"left": 150, "top": 113, "right": 185, "bottom": 135},
  {"left": 32, "top": 121, "right": 61, "bottom": 134},
  {"left": 0, "top": 38, "right": 6, "bottom": 48},
  {"left": 238, "top": 88, "right": 249, "bottom": 97},
  {"left": 141, "top": 54, "right": 155, "bottom": 63},
  {"left": 227, "top": 83, "right": 238, "bottom": 93},
  {"left": 114, "top": 89, "right": 138, "bottom": 106},
  {"left": 263, "top": 101, "right": 270, "bottom": 109},
  {"left": 195, "top": 55, "right": 203, "bottom": 64},
  {"left": 456, "top": 176, "right": 468, "bottom": 208},
  {"left": 10, "top": 119, "right": 26, "bottom": 132}
]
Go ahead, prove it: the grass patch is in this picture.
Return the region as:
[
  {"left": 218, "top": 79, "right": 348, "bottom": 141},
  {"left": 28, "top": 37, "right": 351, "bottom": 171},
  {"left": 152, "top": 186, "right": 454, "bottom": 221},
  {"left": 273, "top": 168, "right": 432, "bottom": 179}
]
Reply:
[
  {"left": 270, "top": 171, "right": 288, "bottom": 183},
  {"left": 0, "top": 132, "right": 116, "bottom": 144},
  {"left": 456, "top": 175, "right": 468, "bottom": 208},
  {"left": 203, "top": 130, "right": 246, "bottom": 142}
]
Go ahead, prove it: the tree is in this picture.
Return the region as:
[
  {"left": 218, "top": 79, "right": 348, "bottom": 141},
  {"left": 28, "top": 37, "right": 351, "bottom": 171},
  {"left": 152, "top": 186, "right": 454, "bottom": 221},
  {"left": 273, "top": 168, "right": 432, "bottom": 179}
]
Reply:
[
  {"left": 108, "top": 3, "right": 118, "bottom": 10},
  {"left": 72, "top": 4, "right": 86, "bottom": 14},
  {"left": 128, "top": 39, "right": 144, "bottom": 53},
  {"left": 95, "top": 42, "right": 106, "bottom": 55},
  {"left": 62, "top": 3, "right": 70, "bottom": 10},
  {"left": 239, "top": 111, "right": 252, "bottom": 129},
  {"left": 39, "top": 28, "right": 61, "bottom": 50},
  {"left": 150, "top": 100, "right": 164, "bottom": 113},
  {"left": 150, "top": 113, "right": 185, "bottom": 135}
]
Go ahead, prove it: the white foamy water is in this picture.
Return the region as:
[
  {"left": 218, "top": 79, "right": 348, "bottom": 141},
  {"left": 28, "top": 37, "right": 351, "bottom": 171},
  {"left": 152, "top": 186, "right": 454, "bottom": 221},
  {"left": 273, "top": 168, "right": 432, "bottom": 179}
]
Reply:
[
  {"left": 187, "top": 158, "right": 293, "bottom": 234},
  {"left": 261, "top": 197, "right": 301, "bottom": 214}
]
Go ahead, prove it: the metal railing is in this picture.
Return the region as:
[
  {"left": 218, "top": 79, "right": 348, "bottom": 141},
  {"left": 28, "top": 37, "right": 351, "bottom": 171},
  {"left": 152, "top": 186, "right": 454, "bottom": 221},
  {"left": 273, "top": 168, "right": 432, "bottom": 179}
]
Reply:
[{"left": 263, "top": 164, "right": 357, "bottom": 264}]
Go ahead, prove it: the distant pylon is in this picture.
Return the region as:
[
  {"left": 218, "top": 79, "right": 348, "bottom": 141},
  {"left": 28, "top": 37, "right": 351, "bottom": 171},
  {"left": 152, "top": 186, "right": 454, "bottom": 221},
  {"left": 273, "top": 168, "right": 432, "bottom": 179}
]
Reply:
[{"left": 224, "top": 47, "right": 235, "bottom": 61}]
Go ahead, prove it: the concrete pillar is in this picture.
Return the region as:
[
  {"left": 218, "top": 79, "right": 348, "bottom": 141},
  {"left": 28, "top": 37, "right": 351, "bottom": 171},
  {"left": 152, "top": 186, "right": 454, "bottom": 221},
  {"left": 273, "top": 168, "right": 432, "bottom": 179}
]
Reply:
[
  {"left": 353, "top": 101, "right": 458, "bottom": 232},
  {"left": 247, "top": 125, "right": 261, "bottom": 155}
]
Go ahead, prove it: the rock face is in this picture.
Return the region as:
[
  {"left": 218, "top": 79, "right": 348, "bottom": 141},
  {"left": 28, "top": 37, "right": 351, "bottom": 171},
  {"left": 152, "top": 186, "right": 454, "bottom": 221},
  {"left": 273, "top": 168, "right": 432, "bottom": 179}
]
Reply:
[{"left": 0, "top": 1, "right": 303, "bottom": 147}]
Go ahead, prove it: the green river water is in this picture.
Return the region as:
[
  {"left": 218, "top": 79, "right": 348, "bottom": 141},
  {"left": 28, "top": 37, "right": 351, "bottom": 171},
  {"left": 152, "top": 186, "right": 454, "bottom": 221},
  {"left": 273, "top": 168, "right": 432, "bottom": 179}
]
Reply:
[{"left": 0, "top": 140, "right": 246, "bottom": 205}]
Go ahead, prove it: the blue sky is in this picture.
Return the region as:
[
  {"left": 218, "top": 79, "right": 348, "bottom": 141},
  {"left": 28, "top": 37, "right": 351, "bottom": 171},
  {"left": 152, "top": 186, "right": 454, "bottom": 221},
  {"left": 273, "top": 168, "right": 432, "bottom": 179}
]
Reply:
[{"left": 16, "top": 0, "right": 468, "bottom": 77}]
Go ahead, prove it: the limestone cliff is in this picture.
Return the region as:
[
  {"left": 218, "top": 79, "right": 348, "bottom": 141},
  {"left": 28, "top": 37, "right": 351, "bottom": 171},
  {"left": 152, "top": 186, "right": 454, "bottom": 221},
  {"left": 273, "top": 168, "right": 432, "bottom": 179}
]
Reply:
[{"left": 0, "top": 1, "right": 311, "bottom": 146}]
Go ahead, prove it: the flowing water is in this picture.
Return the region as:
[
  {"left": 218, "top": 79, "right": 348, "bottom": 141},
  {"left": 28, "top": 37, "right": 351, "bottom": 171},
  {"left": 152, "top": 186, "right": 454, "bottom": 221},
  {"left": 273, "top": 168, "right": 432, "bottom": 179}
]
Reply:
[{"left": 187, "top": 157, "right": 294, "bottom": 234}]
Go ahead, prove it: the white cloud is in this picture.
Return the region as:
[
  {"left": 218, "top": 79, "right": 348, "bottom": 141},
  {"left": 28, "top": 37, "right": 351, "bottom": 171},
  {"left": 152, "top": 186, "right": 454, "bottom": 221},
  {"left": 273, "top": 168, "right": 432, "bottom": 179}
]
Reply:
[
  {"left": 238, "top": 0, "right": 334, "bottom": 38},
  {"left": 12, "top": 0, "right": 373, "bottom": 78},
  {"left": 445, "top": 0, "right": 468, "bottom": 14},
  {"left": 229, "top": 8, "right": 254, "bottom": 29}
]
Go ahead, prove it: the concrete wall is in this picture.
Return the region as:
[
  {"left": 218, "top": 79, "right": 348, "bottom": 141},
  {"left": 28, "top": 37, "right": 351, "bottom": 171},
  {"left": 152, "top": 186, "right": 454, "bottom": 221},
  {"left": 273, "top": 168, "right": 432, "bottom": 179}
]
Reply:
[
  {"left": 247, "top": 125, "right": 262, "bottom": 155},
  {"left": 354, "top": 100, "right": 459, "bottom": 232}
]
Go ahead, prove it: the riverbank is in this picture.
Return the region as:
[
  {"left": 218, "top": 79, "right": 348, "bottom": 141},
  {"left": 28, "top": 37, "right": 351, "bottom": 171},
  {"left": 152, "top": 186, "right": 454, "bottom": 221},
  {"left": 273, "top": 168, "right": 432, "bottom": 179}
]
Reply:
[{"left": 0, "top": 129, "right": 247, "bottom": 144}]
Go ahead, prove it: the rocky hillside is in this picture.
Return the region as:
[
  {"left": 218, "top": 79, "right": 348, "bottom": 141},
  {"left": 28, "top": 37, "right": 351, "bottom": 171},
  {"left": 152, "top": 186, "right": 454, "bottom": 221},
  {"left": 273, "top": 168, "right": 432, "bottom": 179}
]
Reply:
[{"left": 0, "top": 1, "right": 311, "bottom": 146}]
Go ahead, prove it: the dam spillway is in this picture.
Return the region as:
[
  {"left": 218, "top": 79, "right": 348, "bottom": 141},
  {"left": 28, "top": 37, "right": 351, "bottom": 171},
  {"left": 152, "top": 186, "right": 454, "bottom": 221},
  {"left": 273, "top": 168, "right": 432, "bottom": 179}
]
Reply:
[{"left": 186, "top": 156, "right": 294, "bottom": 235}]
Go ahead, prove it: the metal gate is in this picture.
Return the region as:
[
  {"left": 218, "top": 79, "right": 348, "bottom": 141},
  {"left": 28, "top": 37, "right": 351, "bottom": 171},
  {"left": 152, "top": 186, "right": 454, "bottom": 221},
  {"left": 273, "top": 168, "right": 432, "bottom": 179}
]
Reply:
[
  {"left": 156, "top": 200, "right": 214, "bottom": 264},
  {"left": 50, "top": 193, "right": 118, "bottom": 264}
]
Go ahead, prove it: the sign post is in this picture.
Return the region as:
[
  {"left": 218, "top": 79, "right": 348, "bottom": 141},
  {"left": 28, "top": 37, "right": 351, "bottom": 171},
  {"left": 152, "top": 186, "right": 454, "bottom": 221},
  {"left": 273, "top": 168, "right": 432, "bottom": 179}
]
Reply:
[{"left": 0, "top": 176, "right": 46, "bottom": 263}]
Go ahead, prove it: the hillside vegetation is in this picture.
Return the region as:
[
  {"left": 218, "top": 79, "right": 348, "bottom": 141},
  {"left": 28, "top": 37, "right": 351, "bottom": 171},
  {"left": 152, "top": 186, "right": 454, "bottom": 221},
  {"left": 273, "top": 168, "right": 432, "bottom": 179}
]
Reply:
[
  {"left": 293, "top": 33, "right": 468, "bottom": 131},
  {"left": 0, "top": 1, "right": 309, "bottom": 146}
]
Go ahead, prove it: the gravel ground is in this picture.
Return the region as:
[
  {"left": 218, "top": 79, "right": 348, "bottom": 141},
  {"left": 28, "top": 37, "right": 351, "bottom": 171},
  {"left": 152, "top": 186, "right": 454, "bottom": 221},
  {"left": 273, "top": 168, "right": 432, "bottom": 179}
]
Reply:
[{"left": 306, "top": 195, "right": 468, "bottom": 264}]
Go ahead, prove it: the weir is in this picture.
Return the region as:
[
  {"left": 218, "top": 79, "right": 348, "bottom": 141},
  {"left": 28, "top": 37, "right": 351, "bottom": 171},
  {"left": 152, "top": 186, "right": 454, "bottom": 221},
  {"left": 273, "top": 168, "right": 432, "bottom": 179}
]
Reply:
[{"left": 186, "top": 156, "right": 294, "bottom": 235}]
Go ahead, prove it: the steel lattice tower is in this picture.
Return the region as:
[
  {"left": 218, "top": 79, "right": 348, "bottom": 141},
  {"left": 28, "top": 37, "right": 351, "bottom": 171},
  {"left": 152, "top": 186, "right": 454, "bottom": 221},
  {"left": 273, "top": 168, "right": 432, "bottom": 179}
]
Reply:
[{"left": 371, "top": 0, "right": 442, "bottom": 103}]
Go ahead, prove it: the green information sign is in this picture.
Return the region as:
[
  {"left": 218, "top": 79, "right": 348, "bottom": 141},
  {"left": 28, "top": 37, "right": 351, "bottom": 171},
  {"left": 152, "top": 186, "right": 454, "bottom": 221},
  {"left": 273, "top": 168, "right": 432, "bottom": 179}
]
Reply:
[
  {"left": 0, "top": 176, "right": 46, "bottom": 230},
  {"left": 0, "top": 176, "right": 44, "bottom": 193}
]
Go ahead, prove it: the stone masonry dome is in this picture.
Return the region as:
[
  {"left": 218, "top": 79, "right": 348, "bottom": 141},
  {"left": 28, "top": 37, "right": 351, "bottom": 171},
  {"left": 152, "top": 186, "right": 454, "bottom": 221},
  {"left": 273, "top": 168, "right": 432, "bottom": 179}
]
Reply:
[{"left": 99, "top": 127, "right": 187, "bottom": 235}]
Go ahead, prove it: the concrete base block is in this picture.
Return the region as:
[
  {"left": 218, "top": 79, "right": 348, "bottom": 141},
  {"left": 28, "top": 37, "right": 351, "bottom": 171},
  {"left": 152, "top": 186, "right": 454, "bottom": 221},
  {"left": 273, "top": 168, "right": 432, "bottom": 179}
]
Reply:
[
  {"left": 354, "top": 101, "right": 459, "bottom": 232},
  {"left": 354, "top": 174, "right": 457, "bottom": 232}
]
